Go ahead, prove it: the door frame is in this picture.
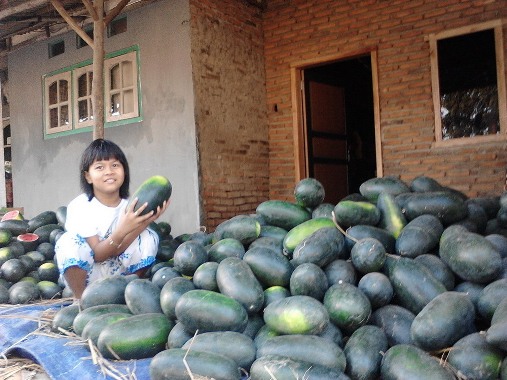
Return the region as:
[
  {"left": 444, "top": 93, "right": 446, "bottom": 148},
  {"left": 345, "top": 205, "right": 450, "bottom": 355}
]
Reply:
[{"left": 290, "top": 48, "right": 383, "bottom": 182}]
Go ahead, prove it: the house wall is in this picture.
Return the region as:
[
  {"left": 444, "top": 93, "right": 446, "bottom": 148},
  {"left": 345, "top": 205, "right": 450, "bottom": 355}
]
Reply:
[
  {"left": 263, "top": 0, "right": 507, "bottom": 201},
  {"left": 8, "top": 0, "right": 201, "bottom": 237},
  {"left": 189, "top": 0, "right": 269, "bottom": 230}
]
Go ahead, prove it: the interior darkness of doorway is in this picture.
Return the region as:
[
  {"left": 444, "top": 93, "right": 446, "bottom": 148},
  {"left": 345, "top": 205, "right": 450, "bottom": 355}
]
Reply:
[{"left": 305, "top": 56, "right": 376, "bottom": 195}]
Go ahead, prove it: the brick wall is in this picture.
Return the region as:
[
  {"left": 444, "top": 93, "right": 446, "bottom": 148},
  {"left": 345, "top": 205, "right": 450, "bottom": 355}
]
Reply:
[
  {"left": 263, "top": 0, "right": 507, "bottom": 201},
  {"left": 189, "top": 0, "right": 269, "bottom": 231}
]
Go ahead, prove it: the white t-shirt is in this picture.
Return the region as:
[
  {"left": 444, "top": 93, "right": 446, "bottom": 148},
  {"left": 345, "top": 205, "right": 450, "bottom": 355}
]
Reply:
[{"left": 64, "top": 193, "right": 128, "bottom": 239}]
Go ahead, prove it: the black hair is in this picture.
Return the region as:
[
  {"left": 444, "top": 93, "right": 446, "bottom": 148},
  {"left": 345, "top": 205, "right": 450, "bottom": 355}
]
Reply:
[{"left": 80, "top": 139, "right": 130, "bottom": 200}]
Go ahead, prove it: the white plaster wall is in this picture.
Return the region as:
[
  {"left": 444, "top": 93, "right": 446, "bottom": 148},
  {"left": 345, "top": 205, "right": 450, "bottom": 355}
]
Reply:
[{"left": 7, "top": 0, "right": 201, "bottom": 237}]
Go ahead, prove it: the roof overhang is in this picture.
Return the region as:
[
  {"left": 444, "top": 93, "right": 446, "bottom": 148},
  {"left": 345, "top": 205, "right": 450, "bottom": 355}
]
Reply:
[{"left": 0, "top": 0, "right": 162, "bottom": 72}]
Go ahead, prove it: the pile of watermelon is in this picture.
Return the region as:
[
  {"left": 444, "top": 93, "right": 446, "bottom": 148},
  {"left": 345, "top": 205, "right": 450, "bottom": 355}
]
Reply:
[
  {"left": 3, "top": 175, "right": 507, "bottom": 379},
  {"left": 0, "top": 208, "right": 65, "bottom": 303}
]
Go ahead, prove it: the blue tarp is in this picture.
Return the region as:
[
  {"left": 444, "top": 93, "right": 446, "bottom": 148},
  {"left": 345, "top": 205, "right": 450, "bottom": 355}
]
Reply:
[{"left": 0, "top": 301, "right": 151, "bottom": 379}]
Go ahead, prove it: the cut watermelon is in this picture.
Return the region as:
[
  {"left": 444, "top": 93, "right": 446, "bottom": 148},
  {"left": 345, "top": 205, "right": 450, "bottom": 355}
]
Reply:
[
  {"left": 17, "top": 233, "right": 39, "bottom": 252},
  {"left": 1, "top": 209, "right": 23, "bottom": 222}
]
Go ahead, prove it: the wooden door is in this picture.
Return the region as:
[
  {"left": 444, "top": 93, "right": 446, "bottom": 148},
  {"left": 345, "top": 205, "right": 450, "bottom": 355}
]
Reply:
[{"left": 307, "top": 81, "right": 348, "bottom": 205}]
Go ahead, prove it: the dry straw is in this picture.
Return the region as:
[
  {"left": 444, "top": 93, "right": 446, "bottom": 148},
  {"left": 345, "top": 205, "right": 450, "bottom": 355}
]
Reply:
[{"left": 0, "top": 297, "right": 137, "bottom": 380}]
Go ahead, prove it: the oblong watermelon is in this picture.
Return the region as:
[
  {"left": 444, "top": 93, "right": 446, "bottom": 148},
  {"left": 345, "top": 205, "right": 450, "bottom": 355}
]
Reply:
[{"left": 129, "top": 175, "right": 172, "bottom": 215}]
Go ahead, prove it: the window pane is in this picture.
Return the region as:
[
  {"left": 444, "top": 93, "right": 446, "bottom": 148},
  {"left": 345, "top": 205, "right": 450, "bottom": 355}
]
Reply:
[
  {"left": 110, "top": 93, "right": 120, "bottom": 116},
  {"left": 123, "top": 90, "right": 134, "bottom": 114},
  {"left": 49, "top": 40, "right": 65, "bottom": 58},
  {"left": 437, "top": 29, "right": 499, "bottom": 139},
  {"left": 110, "top": 64, "right": 120, "bottom": 90},
  {"left": 441, "top": 86, "right": 499, "bottom": 139},
  {"left": 60, "top": 105, "right": 69, "bottom": 126},
  {"left": 49, "top": 82, "right": 58, "bottom": 105},
  {"left": 78, "top": 100, "right": 89, "bottom": 122},
  {"left": 59, "top": 80, "right": 68, "bottom": 102},
  {"left": 108, "top": 17, "right": 127, "bottom": 37},
  {"left": 50, "top": 108, "right": 59, "bottom": 129},
  {"left": 78, "top": 73, "right": 88, "bottom": 97},
  {"left": 104, "top": 50, "right": 140, "bottom": 123},
  {"left": 122, "top": 61, "right": 133, "bottom": 87}
]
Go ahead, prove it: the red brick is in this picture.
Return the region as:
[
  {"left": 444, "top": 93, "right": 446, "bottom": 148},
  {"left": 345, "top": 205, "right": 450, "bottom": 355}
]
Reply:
[{"left": 264, "top": 0, "right": 507, "bottom": 202}]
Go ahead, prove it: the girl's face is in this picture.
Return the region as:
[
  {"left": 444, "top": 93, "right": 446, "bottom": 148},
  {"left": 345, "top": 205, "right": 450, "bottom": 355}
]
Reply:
[{"left": 84, "top": 158, "right": 125, "bottom": 201}]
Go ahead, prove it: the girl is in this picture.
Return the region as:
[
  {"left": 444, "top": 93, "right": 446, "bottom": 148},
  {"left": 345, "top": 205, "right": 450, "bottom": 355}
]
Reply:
[{"left": 55, "top": 139, "right": 169, "bottom": 299}]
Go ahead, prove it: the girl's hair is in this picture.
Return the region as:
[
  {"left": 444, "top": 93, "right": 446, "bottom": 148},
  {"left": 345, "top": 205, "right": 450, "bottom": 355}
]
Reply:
[{"left": 80, "top": 139, "right": 130, "bottom": 200}]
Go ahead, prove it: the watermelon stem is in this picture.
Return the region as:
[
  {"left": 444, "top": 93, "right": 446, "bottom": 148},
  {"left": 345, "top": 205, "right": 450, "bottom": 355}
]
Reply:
[
  {"left": 183, "top": 330, "right": 199, "bottom": 379},
  {"left": 332, "top": 211, "right": 358, "bottom": 243}
]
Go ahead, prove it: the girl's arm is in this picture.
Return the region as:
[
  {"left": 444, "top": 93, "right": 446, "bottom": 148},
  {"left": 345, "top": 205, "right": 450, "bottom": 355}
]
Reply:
[{"left": 87, "top": 199, "right": 169, "bottom": 262}]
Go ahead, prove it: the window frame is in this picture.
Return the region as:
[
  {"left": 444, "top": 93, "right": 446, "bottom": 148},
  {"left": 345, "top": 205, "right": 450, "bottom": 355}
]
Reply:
[
  {"left": 429, "top": 19, "right": 507, "bottom": 147},
  {"left": 44, "top": 71, "right": 72, "bottom": 134},
  {"left": 42, "top": 45, "right": 142, "bottom": 139},
  {"left": 104, "top": 50, "right": 140, "bottom": 123},
  {"left": 48, "top": 39, "right": 65, "bottom": 58},
  {"left": 73, "top": 64, "right": 94, "bottom": 129}
]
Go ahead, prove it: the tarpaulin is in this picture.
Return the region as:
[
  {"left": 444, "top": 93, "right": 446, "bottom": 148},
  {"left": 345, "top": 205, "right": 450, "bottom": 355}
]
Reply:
[{"left": 0, "top": 301, "right": 151, "bottom": 380}]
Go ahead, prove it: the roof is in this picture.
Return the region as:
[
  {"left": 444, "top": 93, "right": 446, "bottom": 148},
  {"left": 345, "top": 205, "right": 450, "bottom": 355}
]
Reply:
[
  {"left": 0, "top": 0, "right": 160, "bottom": 72},
  {"left": 0, "top": 0, "right": 266, "bottom": 72}
]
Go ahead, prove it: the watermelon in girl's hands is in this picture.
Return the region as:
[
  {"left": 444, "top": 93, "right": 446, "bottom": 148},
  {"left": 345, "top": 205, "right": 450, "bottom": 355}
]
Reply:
[{"left": 129, "top": 175, "right": 172, "bottom": 216}]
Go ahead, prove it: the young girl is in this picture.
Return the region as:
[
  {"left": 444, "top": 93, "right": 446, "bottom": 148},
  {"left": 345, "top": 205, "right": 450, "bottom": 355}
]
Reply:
[{"left": 55, "top": 139, "right": 169, "bottom": 299}]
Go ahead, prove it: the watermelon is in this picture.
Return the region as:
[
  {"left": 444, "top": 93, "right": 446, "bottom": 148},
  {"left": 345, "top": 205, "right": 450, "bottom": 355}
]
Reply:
[
  {"left": 150, "top": 348, "right": 242, "bottom": 380},
  {"left": 16, "top": 233, "right": 39, "bottom": 252},
  {"left": 294, "top": 177, "right": 325, "bottom": 208},
  {"left": 97, "top": 313, "right": 173, "bottom": 360},
  {"left": 128, "top": 175, "right": 172, "bottom": 215},
  {"left": 0, "top": 209, "right": 23, "bottom": 222},
  {"left": 0, "top": 229, "right": 12, "bottom": 247}
]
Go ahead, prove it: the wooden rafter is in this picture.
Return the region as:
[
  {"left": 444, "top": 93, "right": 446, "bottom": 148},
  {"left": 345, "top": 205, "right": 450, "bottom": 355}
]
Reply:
[
  {"left": 81, "top": 0, "right": 99, "bottom": 21},
  {"left": 50, "top": 0, "right": 94, "bottom": 48},
  {"left": 104, "top": 0, "right": 129, "bottom": 25},
  {"left": 0, "top": 0, "right": 50, "bottom": 19}
]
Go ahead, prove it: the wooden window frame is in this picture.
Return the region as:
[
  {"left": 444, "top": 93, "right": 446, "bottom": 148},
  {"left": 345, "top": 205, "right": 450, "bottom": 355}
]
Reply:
[
  {"left": 429, "top": 20, "right": 507, "bottom": 148},
  {"left": 44, "top": 71, "right": 72, "bottom": 134},
  {"left": 73, "top": 64, "right": 94, "bottom": 129},
  {"left": 104, "top": 50, "right": 140, "bottom": 123}
]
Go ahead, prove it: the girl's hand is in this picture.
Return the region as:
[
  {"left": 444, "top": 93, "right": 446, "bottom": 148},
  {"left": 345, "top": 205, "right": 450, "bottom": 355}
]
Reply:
[
  {"left": 90, "top": 199, "right": 170, "bottom": 262},
  {"left": 120, "top": 198, "right": 170, "bottom": 233},
  {"left": 152, "top": 199, "right": 170, "bottom": 220},
  {"left": 118, "top": 198, "right": 153, "bottom": 233}
]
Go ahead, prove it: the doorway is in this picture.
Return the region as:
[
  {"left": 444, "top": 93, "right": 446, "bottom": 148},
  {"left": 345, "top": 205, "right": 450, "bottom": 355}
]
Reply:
[{"left": 296, "top": 53, "right": 380, "bottom": 205}]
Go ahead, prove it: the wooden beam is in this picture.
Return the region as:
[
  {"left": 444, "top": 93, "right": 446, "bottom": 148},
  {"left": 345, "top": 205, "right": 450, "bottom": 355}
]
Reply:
[
  {"left": 81, "top": 0, "right": 99, "bottom": 21},
  {"left": 0, "top": 0, "right": 48, "bottom": 20},
  {"left": 104, "top": 0, "right": 130, "bottom": 26},
  {"left": 92, "top": 0, "right": 105, "bottom": 140},
  {"left": 50, "top": 0, "right": 94, "bottom": 48}
]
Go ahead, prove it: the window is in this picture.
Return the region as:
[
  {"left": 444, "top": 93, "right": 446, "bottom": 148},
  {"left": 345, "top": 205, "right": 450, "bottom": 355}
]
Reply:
[
  {"left": 48, "top": 40, "right": 65, "bottom": 58},
  {"left": 76, "top": 26, "right": 93, "bottom": 49},
  {"left": 44, "top": 71, "right": 71, "bottom": 133},
  {"left": 108, "top": 17, "right": 127, "bottom": 37},
  {"left": 73, "top": 65, "right": 94, "bottom": 128},
  {"left": 42, "top": 46, "right": 141, "bottom": 138},
  {"left": 105, "top": 51, "right": 139, "bottom": 122},
  {"left": 430, "top": 20, "right": 507, "bottom": 146}
]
